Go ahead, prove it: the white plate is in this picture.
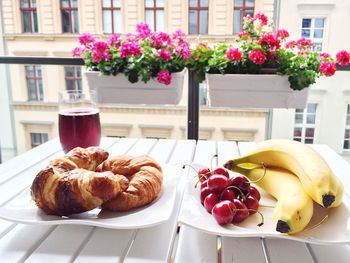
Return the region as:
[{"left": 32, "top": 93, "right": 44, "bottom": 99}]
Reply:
[
  {"left": 178, "top": 164, "right": 350, "bottom": 245},
  {"left": 0, "top": 164, "right": 181, "bottom": 229}
]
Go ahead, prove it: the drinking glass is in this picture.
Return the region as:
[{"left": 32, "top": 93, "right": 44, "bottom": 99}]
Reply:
[{"left": 58, "top": 90, "right": 101, "bottom": 153}]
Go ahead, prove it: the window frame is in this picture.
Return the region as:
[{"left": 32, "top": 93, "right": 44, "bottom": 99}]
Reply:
[
  {"left": 145, "top": 0, "right": 164, "bottom": 32},
  {"left": 60, "top": 0, "right": 79, "bottom": 33},
  {"left": 102, "top": 0, "right": 122, "bottom": 34},
  {"left": 189, "top": 0, "right": 209, "bottom": 35},
  {"left": 233, "top": 0, "right": 255, "bottom": 35},
  {"left": 20, "top": 0, "right": 38, "bottom": 33},
  {"left": 25, "top": 65, "right": 43, "bottom": 101},
  {"left": 293, "top": 103, "right": 317, "bottom": 144},
  {"left": 64, "top": 66, "right": 82, "bottom": 92},
  {"left": 30, "top": 132, "right": 48, "bottom": 148}
]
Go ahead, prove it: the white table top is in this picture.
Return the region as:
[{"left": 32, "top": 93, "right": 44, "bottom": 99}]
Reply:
[{"left": 0, "top": 137, "right": 349, "bottom": 263}]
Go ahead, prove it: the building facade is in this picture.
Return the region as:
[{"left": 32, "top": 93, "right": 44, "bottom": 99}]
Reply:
[{"left": 2, "top": 0, "right": 275, "bottom": 155}]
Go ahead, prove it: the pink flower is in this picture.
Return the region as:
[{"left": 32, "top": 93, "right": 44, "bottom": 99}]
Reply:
[
  {"left": 91, "top": 41, "right": 109, "bottom": 63},
  {"left": 248, "top": 49, "right": 267, "bottom": 65},
  {"left": 285, "top": 40, "right": 296, "bottom": 49},
  {"left": 320, "top": 61, "right": 337, "bottom": 77},
  {"left": 151, "top": 32, "right": 172, "bottom": 48},
  {"left": 254, "top": 12, "right": 268, "bottom": 26},
  {"left": 296, "top": 37, "right": 313, "bottom": 50},
  {"left": 158, "top": 49, "right": 172, "bottom": 61},
  {"left": 174, "top": 45, "right": 190, "bottom": 61},
  {"left": 336, "top": 50, "right": 350, "bottom": 66},
  {"left": 258, "top": 33, "right": 280, "bottom": 50},
  {"left": 120, "top": 42, "right": 141, "bottom": 58},
  {"left": 276, "top": 29, "right": 289, "bottom": 39},
  {"left": 226, "top": 48, "right": 243, "bottom": 62},
  {"left": 320, "top": 53, "right": 331, "bottom": 59},
  {"left": 72, "top": 47, "right": 83, "bottom": 57},
  {"left": 157, "top": 70, "right": 172, "bottom": 85},
  {"left": 238, "top": 31, "right": 249, "bottom": 39},
  {"left": 136, "top": 23, "right": 152, "bottom": 39},
  {"left": 107, "top": 34, "right": 121, "bottom": 48},
  {"left": 79, "top": 32, "right": 95, "bottom": 46}
]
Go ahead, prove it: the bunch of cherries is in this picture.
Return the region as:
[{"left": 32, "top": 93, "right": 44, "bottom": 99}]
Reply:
[{"left": 197, "top": 166, "right": 263, "bottom": 226}]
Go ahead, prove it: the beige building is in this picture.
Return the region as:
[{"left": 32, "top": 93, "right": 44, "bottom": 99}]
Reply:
[{"left": 1, "top": 0, "right": 275, "bottom": 155}]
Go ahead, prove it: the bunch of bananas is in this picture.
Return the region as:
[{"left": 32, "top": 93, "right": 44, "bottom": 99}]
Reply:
[{"left": 224, "top": 139, "right": 344, "bottom": 235}]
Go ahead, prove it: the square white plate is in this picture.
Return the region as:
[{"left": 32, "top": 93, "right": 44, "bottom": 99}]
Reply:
[
  {"left": 178, "top": 164, "right": 350, "bottom": 245},
  {"left": 0, "top": 164, "right": 182, "bottom": 229}
]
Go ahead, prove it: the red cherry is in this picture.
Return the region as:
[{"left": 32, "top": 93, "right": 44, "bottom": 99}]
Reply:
[
  {"left": 198, "top": 167, "right": 212, "bottom": 182},
  {"left": 213, "top": 167, "right": 229, "bottom": 178},
  {"left": 220, "top": 189, "right": 236, "bottom": 201},
  {"left": 204, "top": 193, "right": 220, "bottom": 213},
  {"left": 200, "top": 186, "right": 212, "bottom": 204},
  {"left": 212, "top": 200, "right": 237, "bottom": 225},
  {"left": 232, "top": 199, "right": 250, "bottom": 223},
  {"left": 243, "top": 196, "right": 259, "bottom": 215},
  {"left": 248, "top": 186, "right": 261, "bottom": 201},
  {"left": 229, "top": 176, "right": 250, "bottom": 191},
  {"left": 207, "top": 174, "right": 229, "bottom": 193},
  {"left": 200, "top": 179, "right": 208, "bottom": 190}
]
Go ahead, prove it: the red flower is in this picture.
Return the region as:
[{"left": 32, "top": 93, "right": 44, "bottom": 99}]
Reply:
[
  {"left": 226, "top": 48, "right": 243, "bottom": 62},
  {"left": 258, "top": 33, "right": 280, "bottom": 50},
  {"left": 254, "top": 12, "right": 268, "bottom": 26},
  {"left": 320, "top": 53, "right": 331, "bottom": 60},
  {"left": 320, "top": 61, "right": 337, "bottom": 77},
  {"left": 248, "top": 49, "right": 267, "bottom": 65},
  {"left": 296, "top": 37, "right": 313, "bottom": 50},
  {"left": 336, "top": 50, "right": 350, "bottom": 66},
  {"left": 276, "top": 29, "right": 289, "bottom": 39},
  {"left": 285, "top": 40, "right": 296, "bottom": 49}
]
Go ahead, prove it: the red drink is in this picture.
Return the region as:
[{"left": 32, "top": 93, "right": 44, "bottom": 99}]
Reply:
[{"left": 59, "top": 107, "right": 101, "bottom": 153}]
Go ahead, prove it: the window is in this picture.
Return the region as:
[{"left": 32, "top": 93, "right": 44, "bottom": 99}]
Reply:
[
  {"left": 61, "top": 0, "right": 79, "bottom": 33},
  {"left": 102, "top": 0, "right": 122, "bottom": 34},
  {"left": 30, "top": 132, "right": 48, "bottom": 148},
  {"left": 233, "top": 0, "right": 255, "bottom": 35},
  {"left": 301, "top": 18, "right": 325, "bottom": 52},
  {"left": 343, "top": 105, "right": 350, "bottom": 150},
  {"left": 25, "top": 65, "right": 43, "bottom": 101},
  {"left": 189, "top": 0, "right": 208, "bottom": 35},
  {"left": 20, "top": 0, "right": 38, "bottom": 33},
  {"left": 145, "top": 0, "right": 164, "bottom": 32},
  {"left": 293, "top": 103, "right": 317, "bottom": 144},
  {"left": 65, "top": 67, "right": 82, "bottom": 92}
]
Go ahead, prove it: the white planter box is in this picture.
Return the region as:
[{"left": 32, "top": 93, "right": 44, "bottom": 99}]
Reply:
[
  {"left": 85, "top": 70, "right": 185, "bottom": 105},
  {"left": 206, "top": 74, "right": 309, "bottom": 108}
]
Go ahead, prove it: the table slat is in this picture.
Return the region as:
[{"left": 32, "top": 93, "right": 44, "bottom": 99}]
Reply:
[{"left": 307, "top": 243, "right": 350, "bottom": 263}]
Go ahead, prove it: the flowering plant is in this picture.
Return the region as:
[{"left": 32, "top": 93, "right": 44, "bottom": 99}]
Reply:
[
  {"left": 73, "top": 23, "right": 190, "bottom": 85},
  {"left": 187, "top": 13, "right": 350, "bottom": 91}
]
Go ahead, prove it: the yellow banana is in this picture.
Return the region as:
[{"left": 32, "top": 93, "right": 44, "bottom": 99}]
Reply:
[
  {"left": 224, "top": 139, "right": 343, "bottom": 208},
  {"left": 233, "top": 164, "right": 313, "bottom": 234}
]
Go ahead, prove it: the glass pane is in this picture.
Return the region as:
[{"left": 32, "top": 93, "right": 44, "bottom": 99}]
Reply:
[
  {"left": 145, "top": 0, "right": 154, "bottom": 8},
  {"left": 38, "top": 80, "right": 43, "bottom": 100},
  {"left": 200, "top": 0, "right": 208, "bottom": 7},
  {"left": 113, "top": 10, "right": 122, "bottom": 33},
  {"left": 246, "top": 9, "right": 254, "bottom": 17},
  {"left": 61, "top": 0, "right": 69, "bottom": 8},
  {"left": 77, "top": 79, "right": 82, "bottom": 91},
  {"left": 295, "top": 108, "right": 304, "bottom": 113},
  {"left": 347, "top": 105, "right": 350, "bottom": 114},
  {"left": 145, "top": 10, "right": 155, "bottom": 32},
  {"left": 76, "top": 67, "right": 81, "bottom": 77},
  {"left": 103, "top": 0, "right": 111, "bottom": 7},
  {"left": 301, "top": 29, "right": 310, "bottom": 38},
  {"left": 21, "top": 0, "right": 29, "bottom": 8},
  {"left": 156, "top": 10, "right": 164, "bottom": 32},
  {"left": 22, "top": 11, "right": 30, "bottom": 32},
  {"left": 156, "top": 0, "right": 164, "bottom": 8},
  {"left": 66, "top": 80, "right": 74, "bottom": 91},
  {"left": 246, "top": 0, "right": 255, "bottom": 7},
  {"left": 313, "top": 42, "right": 323, "bottom": 52},
  {"left": 189, "top": 0, "right": 198, "bottom": 7},
  {"left": 235, "top": 0, "right": 243, "bottom": 7},
  {"left": 31, "top": 0, "right": 37, "bottom": 8},
  {"left": 113, "top": 0, "right": 121, "bottom": 7},
  {"left": 199, "top": 10, "right": 208, "bottom": 34},
  {"left": 189, "top": 10, "right": 197, "bottom": 34},
  {"left": 315, "top": 18, "right": 324, "bottom": 28},
  {"left": 305, "top": 128, "right": 314, "bottom": 137},
  {"left": 31, "top": 133, "right": 39, "bottom": 144},
  {"left": 65, "top": 67, "right": 73, "bottom": 77},
  {"left": 294, "top": 113, "right": 303, "bottom": 124},
  {"left": 346, "top": 116, "right": 350, "bottom": 125},
  {"left": 199, "top": 82, "right": 207, "bottom": 105},
  {"left": 71, "top": 0, "right": 78, "bottom": 8},
  {"left": 294, "top": 138, "right": 302, "bottom": 142},
  {"left": 294, "top": 128, "right": 302, "bottom": 137},
  {"left": 103, "top": 10, "right": 112, "bottom": 33},
  {"left": 42, "top": 133, "right": 49, "bottom": 142},
  {"left": 25, "top": 66, "right": 34, "bottom": 77},
  {"left": 302, "top": 18, "right": 311, "bottom": 28},
  {"left": 32, "top": 11, "right": 38, "bottom": 32},
  {"left": 307, "top": 103, "right": 317, "bottom": 113},
  {"left": 62, "top": 10, "right": 70, "bottom": 32},
  {"left": 305, "top": 138, "right": 314, "bottom": 144},
  {"left": 306, "top": 114, "right": 316, "bottom": 124},
  {"left": 73, "top": 10, "right": 79, "bottom": 33},
  {"left": 345, "top": 129, "right": 350, "bottom": 139},
  {"left": 233, "top": 10, "right": 242, "bottom": 35},
  {"left": 344, "top": 140, "right": 349, "bottom": 150},
  {"left": 35, "top": 66, "right": 42, "bottom": 77},
  {"left": 314, "top": 29, "right": 323, "bottom": 38},
  {"left": 28, "top": 80, "right": 36, "bottom": 100}
]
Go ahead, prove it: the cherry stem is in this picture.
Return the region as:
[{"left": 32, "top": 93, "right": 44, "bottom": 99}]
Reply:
[
  {"left": 194, "top": 172, "right": 211, "bottom": 188},
  {"left": 248, "top": 162, "right": 267, "bottom": 184},
  {"left": 230, "top": 208, "right": 265, "bottom": 227},
  {"left": 210, "top": 154, "right": 218, "bottom": 172},
  {"left": 222, "top": 186, "right": 246, "bottom": 201}
]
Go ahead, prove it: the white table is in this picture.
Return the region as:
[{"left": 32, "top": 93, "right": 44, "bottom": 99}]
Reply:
[{"left": 0, "top": 137, "right": 349, "bottom": 263}]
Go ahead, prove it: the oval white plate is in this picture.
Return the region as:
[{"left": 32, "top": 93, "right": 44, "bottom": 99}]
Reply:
[
  {"left": 0, "top": 164, "right": 181, "bottom": 229},
  {"left": 178, "top": 164, "right": 350, "bottom": 245}
]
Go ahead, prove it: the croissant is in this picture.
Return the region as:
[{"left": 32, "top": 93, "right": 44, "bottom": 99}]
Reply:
[
  {"left": 97, "top": 155, "right": 163, "bottom": 211},
  {"left": 31, "top": 147, "right": 129, "bottom": 216}
]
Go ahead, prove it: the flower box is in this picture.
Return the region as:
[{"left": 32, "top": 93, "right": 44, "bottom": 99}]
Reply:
[
  {"left": 206, "top": 74, "right": 309, "bottom": 108},
  {"left": 85, "top": 69, "right": 185, "bottom": 105}
]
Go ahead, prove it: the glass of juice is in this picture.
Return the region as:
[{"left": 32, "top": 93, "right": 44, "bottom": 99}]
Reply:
[{"left": 58, "top": 90, "right": 101, "bottom": 153}]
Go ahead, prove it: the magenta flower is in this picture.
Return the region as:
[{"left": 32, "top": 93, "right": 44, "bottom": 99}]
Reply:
[
  {"left": 320, "top": 53, "right": 331, "bottom": 59},
  {"left": 226, "top": 48, "right": 243, "bottom": 62},
  {"left": 72, "top": 47, "right": 83, "bottom": 57},
  {"left": 320, "top": 61, "right": 337, "bottom": 77},
  {"left": 107, "top": 34, "right": 121, "bottom": 48},
  {"left": 258, "top": 33, "right": 280, "bottom": 50},
  {"left": 276, "top": 29, "right": 289, "bottom": 39},
  {"left": 248, "top": 49, "right": 267, "bottom": 65},
  {"left": 91, "top": 41, "right": 109, "bottom": 63},
  {"left": 158, "top": 49, "right": 172, "bottom": 61},
  {"left": 157, "top": 70, "right": 172, "bottom": 85},
  {"left": 254, "top": 12, "right": 268, "bottom": 26},
  {"left": 79, "top": 32, "right": 95, "bottom": 46},
  {"left": 336, "top": 50, "right": 350, "bottom": 66},
  {"left": 136, "top": 23, "right": 152, "bottom": 39},
  {"left": 174, "top": 45, "right": 190, "bottom": 61},
  {"left": 285, "top": 40, "right": 296, "bottom": 49},
  {"left": 151, "top": 32, "right": 172, "bottom": 48},
  {"left": 120, "top": 42, "right": 142, "bottom": 58}
]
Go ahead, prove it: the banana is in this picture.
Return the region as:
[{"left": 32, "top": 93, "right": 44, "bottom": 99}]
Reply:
[
  {"left": 224, "top": 139, "right": 343, "bottom": 208},
  {"left": 233, "top": 164, "right": 313, "bottom": 234}
]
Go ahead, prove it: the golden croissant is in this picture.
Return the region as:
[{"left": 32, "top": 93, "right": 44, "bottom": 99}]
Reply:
[
  {"left": 31, "top": 147, "right": 129, "bottom": 216},
  {"left": 97, "top": 155, "right": 163, "bottom": 211}
]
